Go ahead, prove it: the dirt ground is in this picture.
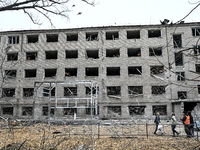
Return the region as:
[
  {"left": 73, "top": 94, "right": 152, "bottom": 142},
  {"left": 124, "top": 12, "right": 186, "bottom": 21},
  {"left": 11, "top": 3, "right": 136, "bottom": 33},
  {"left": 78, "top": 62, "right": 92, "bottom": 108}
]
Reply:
[{"left": 0, "top": 123, "right": 200, "bottom": 150}]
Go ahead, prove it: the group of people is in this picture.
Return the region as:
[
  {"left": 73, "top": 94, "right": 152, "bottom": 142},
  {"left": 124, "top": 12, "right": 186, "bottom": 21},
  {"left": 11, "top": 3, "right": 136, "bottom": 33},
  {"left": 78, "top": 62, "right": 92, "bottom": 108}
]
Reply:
[{"left": 154, "top": 111, "right": 194, "bottom": 137}]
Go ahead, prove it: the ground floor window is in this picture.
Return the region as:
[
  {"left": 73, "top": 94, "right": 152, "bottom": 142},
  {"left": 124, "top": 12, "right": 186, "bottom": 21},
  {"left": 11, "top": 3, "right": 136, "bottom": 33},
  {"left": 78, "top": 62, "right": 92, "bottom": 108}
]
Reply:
[
  {"left": 2, "top": 107, "right": 13, "bottom": 115},
  {"left": 22, "top": 107, "right": 33, "bottom": 116},
  {"left": 128, "top": 106, "right": 146, "bottom": 115},
  {"left": 107, "top": 106, "right": 121, "bottom": 115},
  {"left": 152, "top": 105, "right": 167, "bottom": 116}
]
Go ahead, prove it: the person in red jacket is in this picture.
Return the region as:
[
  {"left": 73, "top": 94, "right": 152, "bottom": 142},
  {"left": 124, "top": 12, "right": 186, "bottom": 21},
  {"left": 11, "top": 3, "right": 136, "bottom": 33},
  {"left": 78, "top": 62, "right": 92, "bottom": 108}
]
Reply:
[{"left": 180, "top": 111, "right": 191, "bottom": 138}]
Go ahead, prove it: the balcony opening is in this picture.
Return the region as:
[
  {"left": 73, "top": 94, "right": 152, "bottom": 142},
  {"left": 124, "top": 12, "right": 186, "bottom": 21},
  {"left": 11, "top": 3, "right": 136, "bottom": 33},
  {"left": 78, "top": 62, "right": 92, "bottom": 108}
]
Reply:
[
  {"left": 128, "top": 86, "right": 143, "bottom": 96},
  {"left": 65, "top": 68, "right": 77, "bottom": 77},
  {"left": 45, "top": 69, "right": 57, "bottom": 78},
  {"left": 128, "top": 66, "right": 142, "bottom": 75},
  {"left": 107, "top": 67, "right": 120, "bottom": 76},
  {"left": 107, "top": 86, "right": 121, "bottom": 96},
  {"left": 64, "top": 87, "right": 77, "bottom": 96},
  {"left": 7, "top": 53, "right": 18, "bottom": 61},
  {"left": 152, "top": 86, "right": 166, "bottom": 95},
  {"left": 2, "top": 107, "right": 13, "bottom": 115},
  {"left": 176, "top": 72, "right": 185, "bottom": 81},
  {"left": 8, "top": 36, "right": 19, "bottom": 44},
  {"left": 42, "top": 107, "right": 54, "bottom": 116},
  {"left": 25, "top": 69, "right": 36, "bottom": 78},
  {"left": 150, "top": 66, "right": 164, "bottom": 75},
  {"left": 106, "top": 49, "right": 120, "bottom": 57},
  {"left": 2, "top": 88, "right": 15, "bottom": 97},
  {"left": 86, "top": 50, "right": 99, "bottom": 59},
  {"left": 45, "top": 51, "right": 57, "bottom": 59},
  {"left": 178, "top": 91, "right": 187, "bottom": 99},
  {"left": 175, "top": 52, "right": 183, "bottom": 66},
  {"left": 148, "top": 30, "right": 161, "bottom": 38},
  {"left": 128, "top": 48, "right": 141, "bottom": 57},
  {"left": 192, "top": 28, "right": 200, "bottom": 36},
  {"left": 107, "top": 106, "right": 121, "bottom": 115},
  {"left": 149, "top": 47, "right": 162, "bottom": 56},
  {"left": 5, "top": 70, "right": 16, "bottom": 79},
  {"left": 22, "top": 107, "right": 33, "bottom": 116},
  {"left": 127, "top": 30, "right": 140, "bottom": 39},
  {"left": 27, "top": 35, "right": 38, "bottom": 43},
  {"left": 64, "top": 108, "right": 77, "bottom": 115},
  {"left": 66, "top": 34, "right": 78, "bottom": 41},
  {"left": 194, "top": 45, "right": 200, "bottom": 55},
  {"left": 85, "top": 67, "right": 98, "bottom": 76},
  {"left": 106, "top": 31, "right": 119, "bottom": 40},
  {"left": 86, "top": 107, "right": 99, "bottom": 115},
  {"left": 152, "top": 105, "right": 167, "bottom": 116},
  {"left": 128, "top": 106, "right": 145, "bottom": 115},
  {"left": 26, "top": 52, "right": 37, "bottom": 60},
  {"left": 43, "top": 87, "right": 55, "bottom": 97},
  {"left": 173, "top": 34, "right": 182, "bottom": 48},
  {"left": 23, "top": 88, "right": 34, "bottom": 97},
  {"left": 86, "top": 32, "right": 98, "bottom": 41},
  {"left": 46, "top": 34, "right": 58, "bottom": 42},
  {"left": 66, "top": 50, "right": 78, "bottom": 59},
  {"left": 85, "top": 87, "right": 99, "bottom": 95},
  {"left": 196, "top": 64, "right": 200, "bottom": 73}
]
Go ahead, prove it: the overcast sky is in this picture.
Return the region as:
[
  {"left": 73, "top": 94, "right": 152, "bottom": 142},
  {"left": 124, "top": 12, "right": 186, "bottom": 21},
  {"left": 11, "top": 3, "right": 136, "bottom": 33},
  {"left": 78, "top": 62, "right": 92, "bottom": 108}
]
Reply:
[{"left": 0, "top": 0, "right": 200, "bottom": 31}]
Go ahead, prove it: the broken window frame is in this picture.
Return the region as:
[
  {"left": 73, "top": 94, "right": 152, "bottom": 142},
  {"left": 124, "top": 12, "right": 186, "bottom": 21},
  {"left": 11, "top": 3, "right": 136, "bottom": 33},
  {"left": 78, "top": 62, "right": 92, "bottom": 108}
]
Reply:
[
  {"left": 149, "top": 47, "right": 162, "bottom": 56},
  {"left": 152, "top": 105, "right": 167, "bottom": 116},
  {"left": 150, "top": 66, "right": 164, "bottom": 75},
  {"left": 64, "top": 108, "right": 77, "bottom": 115},
  {"left": 66, "top": 33, "right": 78, "bottom": 41},
  {"left": 27, "top": 35, "right": 39, "bottom": 43},
  {"left": 192, "top": 28, "right": 200, "bottom": 36},
  {"left": 44, "top": 69, "right": 57, "bottom": 78},
  {"left": 176, "top": 72, "right": 185, "bottom": 81},
  {"left": 22, "top": 107, "right": 33, "bottom": 116},
  {"left": 128, "top": 106, "right": 146, "bottom": 115},
  {"left": 106, "top": 31, "right": 119, "bottom": 40},
  {"left": 43, "top": 87, "right": 55, "bottom": 97},
  {"left": 25, "top": 69, "right": 37, "bottom": 78},
  {"left": 45, "top": 51, "right": 58, "bottom": 60},
  {"left": 127, "top": 30, "right": 140, "bottom": 39},
  {"left": 128, "top": 66, "right": 142, "bottom": 75},
  {"left": 65, "top": 50, "right": 78, "bottom": 59},
  {"left": 173, "top": 34, "right": 182, "bottom": 48},
  {"left": 148, "top": 29, "right": 161, "bottom": 38},
  {"left": 151, "top": 86, "right": 166, "bottom": 95},
  {"left": 107, "top": 86, "right": 121, "bottom": 96},
  {"left": 127, "top": 48, "right": 141, "bottom": 57},
  {"left": 194, "top": 45, "right": 200, "bottom": 55},
  {"left": 46, "top": 34, "right": 58, "bottom": 42},
  {"left": 86, "top": 32, "right": 98, "bottom": 41},
  {"left": 85, "top": 86, "right": 99, "bottom": 95},
  {"left": 64, "top": 87, "right": 77, "bottom": 97},
  {"left": 178, "top": 91, "right": 187, "bottom": 99},
  {"left": 2, "top": 88, "right": 15, "bottom": 97},
  {"left": 26, "top": 52, "right": 37, "bottom": 60},
  {"left": 65, "top": 68, "right": 77, "bottom": 77},
  {"left": 196, "top": 64, "right": 200, "bottom": 73},
  {"left": 86, "top": 49, "right": 99, "bottom": 59},
  {"left": 8, "top": 36, "right": 19, "bottom": 44},
  {"left": 2, "top": 107, "right": 13, "bottom": 115},
  {"left": 175, "top": 52, "right": 183, "bottom": 66},
  {"left": 42, "top": 106, "right": 54, "bottom": 116},
  {"left": 128, "top": 86, "right": 143, "bottom": 96},
  {"left": 106, "top": 49, "right": 120, "bottom": 57},
  {"left": 4, "top": 70, "right": 17, "bottom": 79},
  {"left": 23, "top": 88, "right": 34, "bottom": 97},
  {"left": 85, "top": 67, "right": 99, "bottom": 76},
  {"left": 7, "top": 53, "right": 18, "bottom": 61},
  {"left": 107, "top": 106, "right": 121, "bottom": 115},
  {"left": 107, "top": 67, "right": 120, "bottom": 76}
]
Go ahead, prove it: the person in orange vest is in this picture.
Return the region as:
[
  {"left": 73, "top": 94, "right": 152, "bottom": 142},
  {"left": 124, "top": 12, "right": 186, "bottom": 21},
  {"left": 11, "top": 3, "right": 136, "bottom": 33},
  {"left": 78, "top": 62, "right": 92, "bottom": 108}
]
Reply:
[{"left": 180, "top": 111, "right": 191, "bottom": 138}]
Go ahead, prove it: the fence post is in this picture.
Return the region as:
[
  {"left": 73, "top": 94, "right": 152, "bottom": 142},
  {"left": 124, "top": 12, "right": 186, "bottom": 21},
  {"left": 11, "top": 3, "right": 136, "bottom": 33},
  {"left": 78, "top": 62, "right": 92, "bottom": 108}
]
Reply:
[
  {"left": 98, "top": 123, "right": 100, "bottom": 139},
  {"left": 146, "top": 123, "right": 148, "bottom": 139}
]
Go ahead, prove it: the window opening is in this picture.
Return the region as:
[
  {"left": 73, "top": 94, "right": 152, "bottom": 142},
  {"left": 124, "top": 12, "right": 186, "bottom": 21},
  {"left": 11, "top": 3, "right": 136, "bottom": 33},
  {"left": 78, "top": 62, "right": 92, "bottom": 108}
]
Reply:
[
  {"left": 64, "top": 108, "right": 77, "bottom": 115},
  {"left": 25, "top": 69, "right": 36, "bottom": 78},
  {"left": 175, "top": 52, "right": 183, "bottom": 66},
  {"left": 196, "top": 64, "right": 200, "bottom": 73},
  {"left": 45, "top": 51, "right": 57, "bottom": 59},
  {"left": 2, "top": 107, "right": 13, "bottom": 115},
  {"left": 128, "top": 106, "right": 145, "bottom": 115},
  {"left": 23, "top": 88, "right": 34, "bottom": 97},
  {"left": 85, "top": 67, "right": 98, "bottom": 76},
  {"left": 42, "top": 107, "right": 54, "bottom": 116},
  {"left": 43, "top": 87, "right": 55, "bottom": 97},
  {"left": 22, "top": 107, "right": 33, "bottom": 116},
  {"left": 2, "top": 88, "right": 15, "bottom": 97},
  {"left": 66, "top": 50, "right": 78, "bottom": 58},
  {"left": 128, "top": 66, "right": 142, "bottom": 75},
  {"left": 173, "top": 34, "right": 182, "bottom": 48},
  {"left": 106, "top": 49, "right": 120, "bottom": 57},
  {"left": 149, "top": 47, "right": 162, "bottom": 56},
  {"left": 148, "top": 30, "right": 161, "bottom": 38},
  {"left": 86, "top": 50, "right": 99, "bottom": 59},
  {"left": 27, "top": 35, "right": 38, "bottom": 43},
  {"left": 45, "top": 69, "right": 57, "bottom": 78},
  {"left": 46, "top": 34, "right": 58, "bottom": 42},
  {"left": 127, "top": 30, "right": 140, "bottom": 39},
  {"left": 106, "top": 31, "right": 119, "bottom": 40},
  {"left": 192, "top": 28, "right": 200, "bottom": 36},
  {"left": 65, "top": 68, "right": 77, "bottom": 77},
  {"left": 176, "top": 72, "right": 185, "bottom": 81},
  {"left": 178, "top": 91, "right": 187, "bottom": 99},
  {"left": 107, "top": 67, "right": 120, "bottom": 76},
  {"left": 150, "top": 66, "right": 164, "bottom": 75},
  {"left": 5, "top": 70, "right": 16, "bottom": 78},
  {"left": 107, "top": 86, "right": 121, "bottom": 96},
  {"left": 7, "top": 53, "right": 18, "bottom": 61},
  {"left": 152, "top": 105, "right": 167, "bottom": 115},
  {"left": 66, "top": 34, "right": 78, "bottom": 41},
  {"left": 8, "top": 36, "right": 19, "bottom": 44},
  {"left": 26, "top": 52, "right": 37, "bottom": 60},
  {"left": 107, "top": 106, "right": 121, "bottom": 115},
  {"left": 198, "top": 85, "right": 200, "bottom": 94},
  {"left": 85, "top": 87, "right": 99, "bottom": 95},
  {"left": 128, "top": 86, "right": 143, "bottom": 96},
  {"left": 152, "top": 86, "right": 166, "bottom": 95},
  {"left": 64, "top": 87, "right": 77, "bottom": 96},
  {"left": 128, "top": 48, "right": 141, "bottom": 57},
  {"left": 86, "top": 32, "right": 98, "bottom": 41},
  {"left": 194, "top": 45, "right": 200, "bottom": 55},
  {"left": 86, "top": 107, "right": 99, "bottom": 115}
]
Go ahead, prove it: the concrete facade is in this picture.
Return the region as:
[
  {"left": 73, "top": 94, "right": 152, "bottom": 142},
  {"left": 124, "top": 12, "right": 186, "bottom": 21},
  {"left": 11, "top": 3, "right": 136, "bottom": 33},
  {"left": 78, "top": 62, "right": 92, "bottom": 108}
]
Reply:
[{"left": 0, "top": 22, "right": 200, "bottom": 120}]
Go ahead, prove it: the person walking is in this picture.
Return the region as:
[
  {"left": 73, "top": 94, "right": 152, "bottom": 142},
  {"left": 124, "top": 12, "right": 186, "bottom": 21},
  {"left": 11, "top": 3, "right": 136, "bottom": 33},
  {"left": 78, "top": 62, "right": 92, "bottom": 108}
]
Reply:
[
  {"left": 154, "top": 112, "right": 160, "bottom": 134},
  {"left": 180, "top": 111, "right": 191, "bottom": 138},
  {"left": 188, "top": 111, "right": 194, "bottom": 136},
  {"left": 171, "top": 112, "right": 180, "bottom": 137}
]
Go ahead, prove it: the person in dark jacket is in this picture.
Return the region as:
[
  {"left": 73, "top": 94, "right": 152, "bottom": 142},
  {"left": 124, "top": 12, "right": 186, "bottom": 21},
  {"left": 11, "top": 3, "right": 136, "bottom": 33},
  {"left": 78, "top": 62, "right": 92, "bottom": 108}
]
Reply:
[
  {"left": 180, "top": 111, "right": 191, "bottom": 138},
  {"left": 154, "top": 112, "right": 160, "bottom": 134},
  {"left": 188, "top": 111, "right": 194, "bottom": 136}
]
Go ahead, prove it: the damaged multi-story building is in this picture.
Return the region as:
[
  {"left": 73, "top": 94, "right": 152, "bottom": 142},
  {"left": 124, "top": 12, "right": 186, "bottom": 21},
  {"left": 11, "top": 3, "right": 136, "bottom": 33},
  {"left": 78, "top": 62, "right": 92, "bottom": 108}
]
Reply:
[{"left": 0, "top": 21, "right": 200, "bottom": 120}]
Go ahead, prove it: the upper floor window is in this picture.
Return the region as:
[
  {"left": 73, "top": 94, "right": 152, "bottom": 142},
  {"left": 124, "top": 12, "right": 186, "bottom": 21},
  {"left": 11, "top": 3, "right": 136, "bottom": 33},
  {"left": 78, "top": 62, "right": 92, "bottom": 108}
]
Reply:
[
  {"left": 26, "top": 52, "right": 37, "bottom": 60},
  {"left": 192, "top": 28, "right": 200, "bottom": 36},
  {"left": 194, "top": 45, "right": 200, "bottom": 55},
  {"left": 106, "top": 49, "right": 120, "bottom": 57},
  {"left": 64, "top": 87, "right": 77, "bottom": 96},
  {"left": 128, "top": 86, "right": 143, "bottom": 96},
  {"left": 152, "top": 86, "right": 166, "bottom": 95},
  {"left": 44, "top": 69, "right": 57, "bottom": 78},
  {"left": 27, "top": 35, "right": 38, "bottom": 43},
  {"left": 85, "top": 67, "right": 99, "bottom": 76},
  {"left": 148, "top": 30, "right": 161, "bottom": 38},
  {"left": 128, "top": 66, "right": 142, "bottom": 75},
  {"left": 23, "top": 88, "right": 34, "bottom": 97},
  {"left": 86, "top": 32, "right": 98, "bottom": 41},
  {"left": 149, "top": 47, "right": 162, "bottom": 56},
  {"left": 127, "top": 30, "right": 140, "bottom": 39},
  {"left": 7, "top": 53, "right": 18, "bottom": 61},
  {"left": 66, "top": 33, "right": 78, "bottom": 41},
  {"left": 2, "top": 88, "right": 15, "bottom": 97},
  {"left": 5, "top": 70, "right": 16, "bottom": 79},
  {"left": 195, "top": 64, "right": 200, "bottom": 73},
  {"left": 176, "top": 72, "right": 185, "bottom": 81},
  {"left": 45, "top": 51, "right": 57, "bottom": 59},
  {"left": 25, "top": 69, "right": 36, "bottom": 78},
  {"left": 150, "top": 66, "right": 164, "bottom": 75},
  {"left": 8, "top": 36, "right": 19, "bottom": 44},
  {"left": 107, "top": 86, "right": 121, "bottom": 96},
  {"left": 178, "top": 91, "right": 187, "bottom": 99},
  {"left": 173, "top": 34, "right": 182, "bottom": 48},
  {"left": 66, "top": 50, "right": 78, "bottom": 59},
  {"left": 175, "top": 52, "right": 183, "bottom": 66},
  {"left": 107, "top": 67, "right": 120, "bottom": 76},
  {"left": 43, "top": 87, "right": 55, "bottom": 97},
  {"left": 128, "top": 48, "right": 141, "bottom": 57},
  {"left": 86, "top": 50, "right": 99, "bottom": 59},
  {"left": 106, "top": 31, "right": 119, "bottom": 40},
  {"left": 65, "top": 68, "right": 77, "bottom": 77},
  {"left": 46, "top": 34, "right": 58, "bottom": 42}
]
